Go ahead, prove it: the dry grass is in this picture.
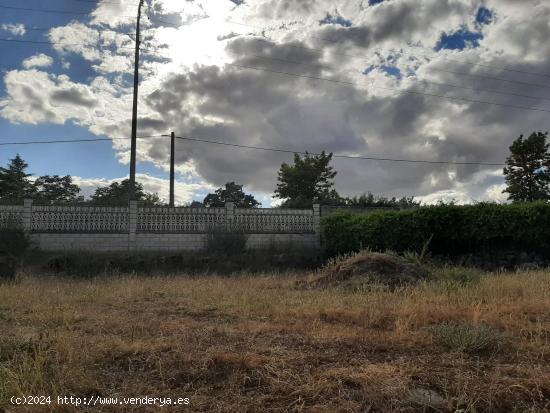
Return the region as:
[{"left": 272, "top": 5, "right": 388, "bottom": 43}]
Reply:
[{"left": 0, "top": 269, "right": 549, "bottom": 412}]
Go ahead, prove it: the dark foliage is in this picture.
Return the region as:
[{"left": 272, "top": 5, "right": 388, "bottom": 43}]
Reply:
[
  {"left": 274, "top": 152, "right": 340, "bottom": 208},
  {"left": 322, "top": 202, "right": 550, "bottom": 257},
  {"left": 203, "top": 182, "right": 260, "bottom": 208},
  {"left": 0, "top": 155, "right": 35, "bottom": 201},
  {"left": 89, "top": 179, "right": 162, "bottom": 206},
  {"left": 341, "top": 192, "right": 420, "bottom": 209},
  {"left": 206, "top": 225, "right": 248, "bottom": 254},
  {"left": 33, "top": 175, "right": 83, "bottom": 204},
  {"left": 503, "top": 131, "right": 550, "bottom": 202}
]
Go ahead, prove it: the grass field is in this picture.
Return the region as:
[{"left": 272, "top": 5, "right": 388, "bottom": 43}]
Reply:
[{"left": 1, "top": 269, "right": 549, "bottom": 412}]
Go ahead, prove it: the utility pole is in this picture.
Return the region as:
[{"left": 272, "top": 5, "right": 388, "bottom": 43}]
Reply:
[
  {"left": 169, "top": 131, "right": 175, "bottom": 207},
  {"left": 129, "top": 0, "right": 144, "bottom": 200}
]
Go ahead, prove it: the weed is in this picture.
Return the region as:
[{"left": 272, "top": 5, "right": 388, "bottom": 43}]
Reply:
[
  {"left": 431, "top": 266, "right": 483, "bottom": 285},
  {"left": 431, "top": 323, "right": 504, "bottom": 353},
  {"left": 206, "top": 225, "right": 248, "bottom": 254}
]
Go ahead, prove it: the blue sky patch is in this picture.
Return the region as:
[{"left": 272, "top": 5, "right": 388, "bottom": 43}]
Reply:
[
  {"left": 319, "top": 12, "right": 352, "bottom": 27},
  {"left": 435, "top": 27, "right": 483, "bottom": 51},
  {"left": 381, "top": 65, "right": 401, "bottom": 79},
  {"left": 363, "top": 64, "right": 401, "bottom": 79},
  {"left": 369, "top": 0, "right": 385, "bottom": 5},
  {"left": 0, "top": 122, "right": 128, "bottom": 180},
  {"left": 476, "top": 7, "right": 493, "bottom": 25}
]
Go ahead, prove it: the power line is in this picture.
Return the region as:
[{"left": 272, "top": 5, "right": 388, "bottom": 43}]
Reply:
[
  {"left": 0, "top": 135, "right": 163, "bottom": 146},
  {"left": 121, "top": 19, "right": 550, "bottom": 107},
  {"left": 247, "top": 37, "right": 550, "bottom": 92},
  {"left": 67, "top": 0, "right": 140, "bottom": 6},
  {"left": 0, "top": 3, "right": 138, "bottom": 18},
  {"left": 226, "top": 62, "right": 550, "bottom": 114},
  {"left": 169, "top": 135, "right": 506, "bottom": 166},
  {"left": 425, "top": 66, "right": 550, "bottom": 90},
  {"left": 315, "top": 36, "right": 550, "bottom": 81},
  {"left": 0, "top": 36, "right": 160, "bottom": 54},
  {"left": 246, "top": 53, "right": 550, "bottom": 103},
  {"left": 0, "top": 134, "right": 505, "bottom": 166},
  {"left": 224, "top": 18, "right": 550, "bottom": 80}
]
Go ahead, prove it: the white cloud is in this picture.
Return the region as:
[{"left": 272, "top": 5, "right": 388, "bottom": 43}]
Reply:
[
  {"left": 22, "top": 54, "right": 54, "bottom": 69},
  {"left": 1, "top": 23, "right": 25, "bottom": 36}
]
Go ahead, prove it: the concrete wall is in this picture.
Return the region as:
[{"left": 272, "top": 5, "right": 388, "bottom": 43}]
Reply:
[
  {"left": 4, "top": 201, "right": 321, "bottom": 253},
  {"left": 30, "top": 233, "right": 319, "bottom": 252},
  {"left": 31, "top": 233, "right": 131, "bottom": 252}
]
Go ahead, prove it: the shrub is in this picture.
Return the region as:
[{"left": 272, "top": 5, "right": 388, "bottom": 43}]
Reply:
[
  {"left": 206, "top": 225, "right": 248, "bottom": 255},
  {"left": 431, "top": 323, "right": 503, "bottom": 353},
  {"left": 0, "top": 220, "right": 29, "bottom": 260},
  {"left": 321, "top": 202, "right": 550, "bottom": 257}
]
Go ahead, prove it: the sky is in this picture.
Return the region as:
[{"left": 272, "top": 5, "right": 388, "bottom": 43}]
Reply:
[{"left": 1, "top": 0, "right": 550, "bottom": 205}]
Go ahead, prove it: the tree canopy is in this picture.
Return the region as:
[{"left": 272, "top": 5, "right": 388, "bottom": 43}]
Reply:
[
  {"left": 274, "top": 152, "right": 340, "bottom": 208},
  {"left": 503, "top": 132, "right": 550, "bottom": 202},
  {"left": 33, "top": 175, "right": 83, "bottom": 204},
  {"left": 89, "top": 179, "right": 162, "bottom": 206},
  {"left": 0, "top": 154, "right": 35, "bottom": 201},
  {"left": 203, "top": 182, "right": 260, "bottom": 208},
  {"left": 343, "top": 193, "right": 419, "bottom": 209}
]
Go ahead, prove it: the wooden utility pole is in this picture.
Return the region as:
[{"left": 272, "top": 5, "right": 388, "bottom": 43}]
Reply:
[
  {"left": 169, "top": 131, "right": 175, "bottom": 207},
  {"left": 129, "top": 0, "right": 144, "bottom": 200}
]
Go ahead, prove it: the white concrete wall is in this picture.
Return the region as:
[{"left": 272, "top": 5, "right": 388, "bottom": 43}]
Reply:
[
  {"left": 31, "top": 233, "right": 131, "bottom": 252},
  {"left": 14, "top": 201, "right": 321, "bottom": 252},
  {"left": 30, "top": 233, "right": 319, "bottom": 252}
]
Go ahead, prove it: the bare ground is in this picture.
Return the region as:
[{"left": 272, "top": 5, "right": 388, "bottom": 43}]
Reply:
[{"left": 0, "top": 269, "right": 549, "bottom": 412}]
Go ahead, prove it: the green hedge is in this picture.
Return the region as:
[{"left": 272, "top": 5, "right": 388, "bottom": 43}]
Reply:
[{"left": 321, "top": 202, "right": 550, "bottom": 256}]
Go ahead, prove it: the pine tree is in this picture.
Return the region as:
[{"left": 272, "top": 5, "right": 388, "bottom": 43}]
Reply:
[
  {"left": 503, "top": 132, "right": 550, "bottom": 202},
  {"left": 274, "top": 152, "right": 340, "bottom": 208},
  {"left": 0, "top": 154, "right": 36, "bottom": 201}
]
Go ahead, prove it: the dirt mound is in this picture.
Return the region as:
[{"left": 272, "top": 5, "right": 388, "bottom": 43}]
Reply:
[{"left": 310, "top": 252, "right": 428, "bottom": 289}]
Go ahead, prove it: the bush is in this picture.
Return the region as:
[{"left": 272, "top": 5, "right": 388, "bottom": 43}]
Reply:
[
  {"left": 431, "top": 323, "right": 503, "bottom": 353},
  {"left": 0, "top": 220, "right": 29, "bottom": 260},
  {"left": 322, "top": 202, "right": 550, "bottom": 257},
  {"left": 206, "top": 225, "right": 248, "bottom": 255}
]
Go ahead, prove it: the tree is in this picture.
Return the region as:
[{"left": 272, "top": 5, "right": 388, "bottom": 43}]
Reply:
[
  {"left": 203, "top": 182, "right": 260, "bottom": 208},
  {"left": 0, "top": 154, "right": 36, "bottom": 201},
  {"left": 34, "top": 175, "right": 83, "bottom": 204},
  {"left": 503, "top": 132, "right": 550, "bottom": 202},
  {"left": 344, "top": 192, "right": 420, "bottom": 209},
  {"left": 186, "top": 201, "right": 204, "bottom": 207},
  {"left": 274, "top": 152, "right": 340, "bottom": 208},
  {"left": 89, "top": 179, "right": 162, "bottom": 206}
]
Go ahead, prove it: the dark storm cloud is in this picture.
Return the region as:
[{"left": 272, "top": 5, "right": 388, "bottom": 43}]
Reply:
[
  {"left": 138, "top": 116, "right": 168, "bottom": 131},
  {"left": 51, "top": 87, "right": 98, "bottom": 108}
]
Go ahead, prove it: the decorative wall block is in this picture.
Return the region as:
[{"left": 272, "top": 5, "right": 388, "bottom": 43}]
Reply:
[{"left": 30, "top": 205, "right": 129, "bottom": 233}]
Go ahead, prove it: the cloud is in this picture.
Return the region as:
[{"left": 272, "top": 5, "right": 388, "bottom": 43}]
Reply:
[
  {"left": 2, "top": 0, "right": 550, "bottom": 205},
  {"left": 1, "top": 23, "right": 25, "bottom": 36},
  {"left": 0, "top": 70, "right": 104, "bottom": 124},
  {"left": 22, "top": 54, "right": 54, "bottom": 69}
]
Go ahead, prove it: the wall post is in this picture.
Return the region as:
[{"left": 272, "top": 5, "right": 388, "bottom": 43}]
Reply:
[
  {"left": 225, "top": 202, "right": 235, "bottom": 229},
  {"left": 313, "top": 203, "right": 321, "bottom": 248},
  {"left": 129, "top": 200, "right": 138, "bottom": 252},
  {"left": 22, "top": 199, "right": 33, "bottom": 233}
]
